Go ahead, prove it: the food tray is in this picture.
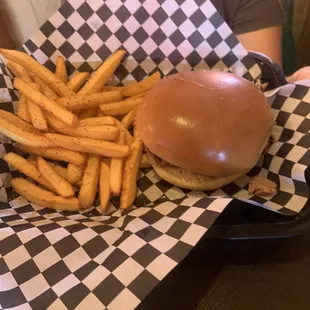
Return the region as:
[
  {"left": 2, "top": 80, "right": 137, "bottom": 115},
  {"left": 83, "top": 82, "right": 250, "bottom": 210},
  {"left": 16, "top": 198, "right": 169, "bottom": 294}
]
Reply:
[{"left": 205, "top": 51, "right": 310, "bottom": 240}]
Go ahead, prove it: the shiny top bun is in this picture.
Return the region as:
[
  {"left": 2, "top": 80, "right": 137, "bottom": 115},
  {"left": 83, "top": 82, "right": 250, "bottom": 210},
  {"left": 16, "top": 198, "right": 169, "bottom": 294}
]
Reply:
[{"left": 136, "top": 70, "right": 274, "bottom": 177}]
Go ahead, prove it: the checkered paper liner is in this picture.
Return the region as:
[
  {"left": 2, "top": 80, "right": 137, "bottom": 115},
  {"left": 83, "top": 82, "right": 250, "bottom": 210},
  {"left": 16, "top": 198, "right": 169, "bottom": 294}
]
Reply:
[{"left": 0, "top": 0, "right": 309, "bottom": 309}]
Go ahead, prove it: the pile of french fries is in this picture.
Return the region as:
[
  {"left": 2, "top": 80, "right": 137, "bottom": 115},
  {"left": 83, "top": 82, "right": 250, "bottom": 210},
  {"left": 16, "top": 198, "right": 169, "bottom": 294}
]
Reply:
[{"left": 0, "top": 49, "right": 160, "bottom": 213}]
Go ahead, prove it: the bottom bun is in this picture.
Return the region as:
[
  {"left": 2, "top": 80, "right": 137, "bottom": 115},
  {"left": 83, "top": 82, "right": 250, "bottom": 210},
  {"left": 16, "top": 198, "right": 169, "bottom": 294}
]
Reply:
[{"left": 147, "top": 150, "right": 251, "bottom": 191}]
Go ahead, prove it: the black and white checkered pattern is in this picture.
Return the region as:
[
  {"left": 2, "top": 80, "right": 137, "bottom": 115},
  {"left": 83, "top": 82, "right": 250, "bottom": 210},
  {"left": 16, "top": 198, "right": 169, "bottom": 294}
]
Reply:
[
  {"left": 21, "top": 0, "right": 261, "bottom": 81},
  {"left": 0, "top": 196, "right": 229, "bottom": 309},
  {"left": 0, "top": 0, "right": 309, "bottom": 309}
]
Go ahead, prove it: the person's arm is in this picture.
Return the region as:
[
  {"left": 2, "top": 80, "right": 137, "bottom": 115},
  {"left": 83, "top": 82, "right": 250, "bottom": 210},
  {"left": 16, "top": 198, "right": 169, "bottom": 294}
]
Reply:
[
  {"left": 237, "top": 26, "right": 283, "bottom": 66},
  {"left": 229, "top": 0, "right": 285, "bottom": 65}
]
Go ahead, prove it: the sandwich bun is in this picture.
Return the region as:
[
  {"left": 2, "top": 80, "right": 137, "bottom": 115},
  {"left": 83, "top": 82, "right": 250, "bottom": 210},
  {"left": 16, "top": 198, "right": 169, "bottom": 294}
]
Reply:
[{"left": 136, "top": 70, "right": 273, "bottom": 190}]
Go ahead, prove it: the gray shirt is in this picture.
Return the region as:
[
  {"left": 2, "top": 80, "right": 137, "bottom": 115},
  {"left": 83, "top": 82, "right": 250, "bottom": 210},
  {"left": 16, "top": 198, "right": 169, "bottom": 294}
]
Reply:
[{"left": 211, "top": 0, "right": 286, "bottom": 35}]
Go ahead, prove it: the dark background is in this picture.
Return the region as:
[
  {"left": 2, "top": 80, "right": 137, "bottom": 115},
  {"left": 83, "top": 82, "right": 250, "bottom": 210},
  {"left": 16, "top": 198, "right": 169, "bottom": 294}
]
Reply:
[{"left": 138, "top": 234, "right": 310, "bottom": 310}]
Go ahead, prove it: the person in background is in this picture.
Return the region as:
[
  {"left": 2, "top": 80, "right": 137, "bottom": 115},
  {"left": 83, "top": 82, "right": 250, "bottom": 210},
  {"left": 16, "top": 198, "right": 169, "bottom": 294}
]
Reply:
[{"left": 211, "top": 0, "right": 310, "bottom": 82}]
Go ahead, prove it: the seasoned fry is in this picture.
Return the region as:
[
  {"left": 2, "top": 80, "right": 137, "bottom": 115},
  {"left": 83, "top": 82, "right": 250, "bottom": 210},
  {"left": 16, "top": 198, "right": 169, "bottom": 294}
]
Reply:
[
  {"left": 110, "top": 131, "right": 125, "bottom": 196},
  {"left": 79, "top": 116, "right": 115, "bottom": 127},
  {"left": 27, "top": 155, "right": 37, "bottom": 166},
  {"left": 45, "top": 112, "right": 119, "bottom": 141},
  {"left": 79, "top": 155, "right": 101, "bottom": 209},
  {"left": 122, "top": 72, "right": 160, "bottom": 96},
  {"left": 45, "top": 133, "right": 130, "bottom": 158},
  {"left": 0, "top": 116, "right": 55, "bottom": 147},
  {"left": 140, "top": 153, "right": 151, "bottom": 168},
  {"left": 120, "top": 138, "right": 143, "bottom": 210},
  {"left": 68, "top": 162, "right": 86, "bottom": 185},
  {"left": 78, "top": 50, "right": 126, "bottom": 95},
  {"left": 16, "top": 144, "right": 85, "bottom": 165},
  {"left": 0, "top": 109, "right": 40, "bottom": 133},
  {"left": 14, "top": 78, "right": 77, "bottom": 126},
  {"left": 11, "top": 178, "right": 80, "bottom": 211},
  {"left": 102, "top": 72, "right": 160, "bottom": 97},
  {"left": 16, "top": 95, "right": 31, "bottom": 123},
  {"left": 37, "top": 157, "right": 74, "bottom": 197},
  {"left": 121, "top": 109, "right": 136, "bottom": 129},
  {"left": 75, "top": 125, "right": 119, "bottom": 141},
  {"left": 133, "top": 118, "right": 139, "bottom": 138},
  {"left": 100, "top": 161, "right": 110, "bottom": 212},
  {"left": 57, "top": 90, "right": 123, "bottom": 111},
  {"left": 99, "top": 97, "right": 142, "bottom": 116},
  {"left": 0, "top": 49, "right": 73, "bottom": 97},
  {"left": 31, "top": 74, "right": 59, "bottom": 100},
  {"left": 3, "top": 48, "right": 159, "bottom": 213},
  {"left": 3, "top": 153, "right": 54, "bottom": 191},
  {"left": 78, "top": 107, "right": 98, "bottom": 119},
  {"left": 96, "top": 109, "right": 103, "bottom": 117},
  {"left": 113, "top": 117, "right": 133, "bottom": 145},
  {"left": 28, "top": 99, "right": 48, "bottom": 131},
  {"left": 49, "top": 163, "right": 69, "bottom": 182},
  {"left": 53, "top": 196, "right": 80, "bottom": 210},
  {"left": 68, "top": 72, "right": 90, "bottom": 92},
  {"left": 55, "top": 56, "right": 68, "bottom": 83},
  {"left": 27, "top": 83, "right": 48, "bottom": 131},
  {"left": 7, "top": 61, "right": 32, "bottom": 82}
]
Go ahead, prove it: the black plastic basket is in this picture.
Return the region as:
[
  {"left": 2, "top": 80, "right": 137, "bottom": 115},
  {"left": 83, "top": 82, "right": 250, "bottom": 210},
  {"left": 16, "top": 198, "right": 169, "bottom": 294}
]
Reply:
[{"left": 204, "top": 51, "right": 310, "bottom": 240}]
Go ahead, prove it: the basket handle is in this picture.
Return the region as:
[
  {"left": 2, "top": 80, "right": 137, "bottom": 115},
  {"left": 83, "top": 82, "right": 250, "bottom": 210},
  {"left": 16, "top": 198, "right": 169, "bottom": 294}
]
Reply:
[{"left": 248, "top": 51, "right": 287, "bottom": 90}]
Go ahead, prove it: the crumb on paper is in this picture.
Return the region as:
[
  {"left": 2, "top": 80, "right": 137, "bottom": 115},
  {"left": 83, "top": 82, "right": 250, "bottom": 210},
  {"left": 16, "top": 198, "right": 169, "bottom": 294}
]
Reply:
[{"left": 248, "top": 175, "right": 278, "bottom": 196}]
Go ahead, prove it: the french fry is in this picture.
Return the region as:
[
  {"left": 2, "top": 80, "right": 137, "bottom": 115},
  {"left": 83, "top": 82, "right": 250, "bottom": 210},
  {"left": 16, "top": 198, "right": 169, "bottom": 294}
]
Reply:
[
  {"left": 100, "top": 161, "right": 110, "bottom": 212},
  {"left": 102, "top": 89, "right": 146, "bottom": 100},
  {"left": 53, "top": 196, "right": 80, "bottom": 210},
  {"left": 45, "top": 112, "right": 119, "bottom": 141},
  {"left": 16, "top": 144, "right": 85, "bottom": 166},
  {"left": 55, "top": 56, "right": 68, "bottom": 83},
  {"left": 31, "top": 74, "right": 59, "bottom": 100},
  {"left": 0, "top": 109, "right": 40, "bottom": 133},
  {"left": 102, "top": 72, "right": 160, "bottom": 97},
  {"left": 39, "top": 162, "right": 83, "bottom": 188},
  {"left": 101, "top": 86, "right": 118, "bottom": 91},
  {"left": 45, "top": 133, "right": 130, "bottom": 158},
  {"left": 49, "top": 163, "right": 69, "bottom": 182},
  {"left": 133, "top": 118, "right": 139, "bottom": 138},
  {"left": 0, "top": 116, "right": 55, "bottom": 147},
  {"left": 113, "top": 117, "right": 133, "bottom": 145},
  {"left": 16, "top": 95, "right": 31, "bottom": 123},
  {"left": 27, "top": 155, "right": 37, "bottom": 166},
  {"left": 121, "top": 72, "right": 160, "bottom": 96},
  {"left": 14, "top": 78, "right": 77, "bottom": 126},
  {"left": 11, "top": 178, "right": 80, "bottom": 211},
  {"left": 7, "top": 61, "right": 32, "bottom": 82},
  {"left": 79, "top": 155, "right": 101, "bottom": 209},
  {"left": 57, "top": 90, "right": 123, "bottom": 111},
  {"left": 110, "top": 131, "right": 125, "bottom": 196},
  {"left": 140, "top": 153, "right": 151, "bottom": 168},
  {"left": 37, "top": 157, "right": 74, "bottom": 197},
  {"left": 79, "top": 116, "right": 115, "bottom": 127},
  {"left": 120, "top": 138, "right": 143, "bottom": 210},
  {"left": 78, "top": 50, "right": 126, "bottom": 95},
  {"left": 0, "top": 49, "right": 73, "bottom": 97},
  {"left": 121, "top": 109, "right": 136, "bottom": 129},
  {"left": 96, "top": 109, "right": 103, "bottom": 117},
  {"left": 27, "top": 83, "right": 48, "bottom": 131},
  {"left": 99, "top": 97, "right": 142, "bottom": 116},
  {"left": 3, "top": 153, "right": 55, "bottom": 191},
  {"left": 68, "top": 72, "right": 90, "bottom": 92},
  {"left": 68, "top": 162, "right": 86, "bottom": 185},
  {"left": 78, "top": 107, "right": 98, "bottom": 119}
]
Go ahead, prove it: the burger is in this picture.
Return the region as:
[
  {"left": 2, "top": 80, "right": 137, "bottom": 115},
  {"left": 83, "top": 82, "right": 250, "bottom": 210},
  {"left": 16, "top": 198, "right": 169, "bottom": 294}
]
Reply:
[{"left": 136, "top": 70, "right": 274, "bottom": 190}]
